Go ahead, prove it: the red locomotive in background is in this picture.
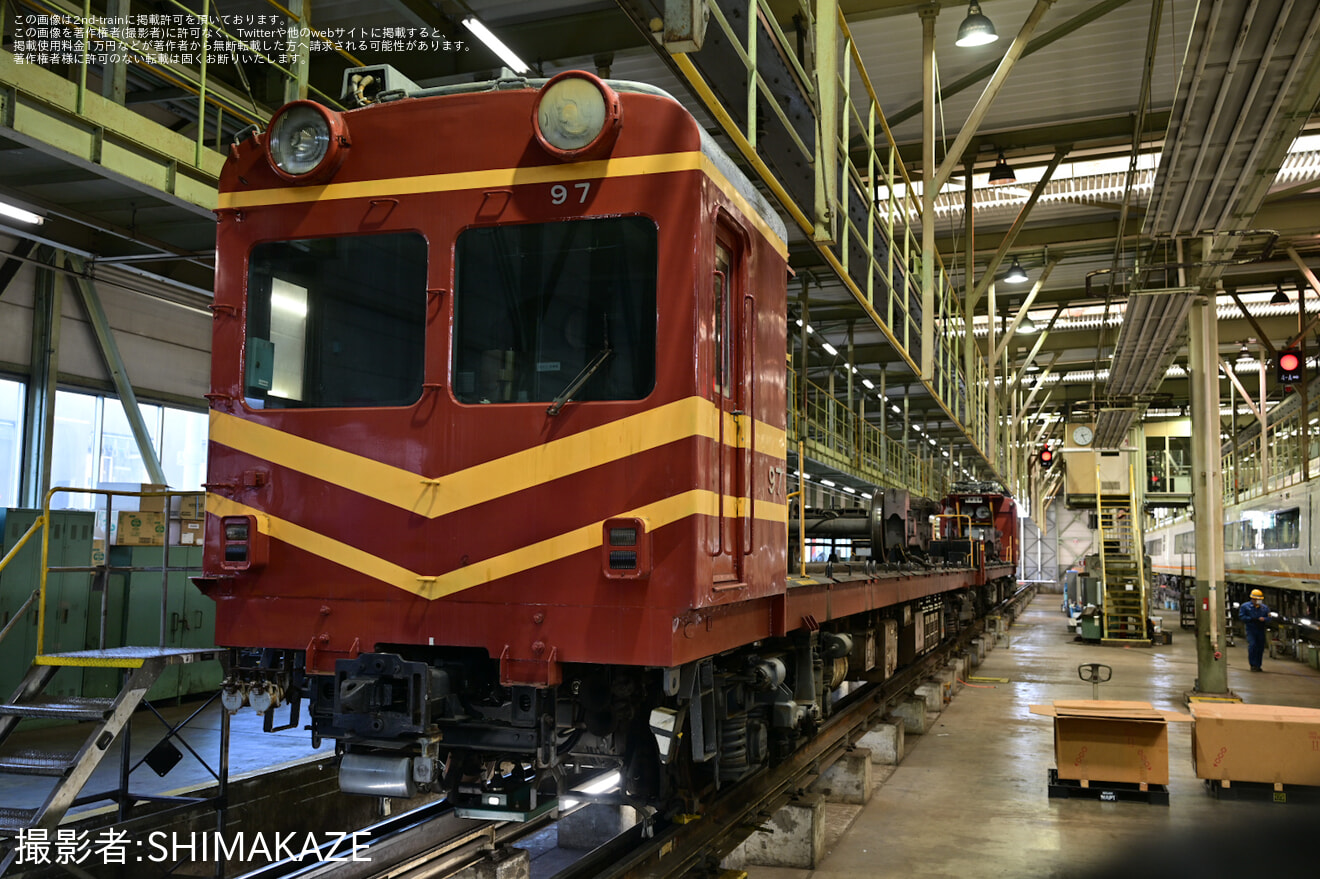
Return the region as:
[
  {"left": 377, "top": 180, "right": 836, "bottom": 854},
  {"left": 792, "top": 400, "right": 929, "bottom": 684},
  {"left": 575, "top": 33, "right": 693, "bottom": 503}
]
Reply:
[{"left": 200, "top": 65, "right": 1016, "bottom": 813}]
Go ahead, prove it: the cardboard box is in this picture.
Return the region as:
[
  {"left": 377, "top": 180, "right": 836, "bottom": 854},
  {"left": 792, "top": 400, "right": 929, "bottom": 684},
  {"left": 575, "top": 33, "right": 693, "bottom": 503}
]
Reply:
[
  {"left": 1190, "top": 702, "right": 1320, "bottom": 786},
  {"left": 91, "top": 539, "right": 106, "bottom": 566},
  {"left": 116, "top": 511, "right": 165, "bottom": 546},
  {"left": 172, "top": 520, "right": 204, "bottom": 546},
  {"left": 179, "top": 493, "right": 206, "bottom": 520},
  {"left": 137, "top": 483, "right": 170, "bottom": 513},
  {"left": 1029, "top": 700, "right": 1192, "bottom": 785}
]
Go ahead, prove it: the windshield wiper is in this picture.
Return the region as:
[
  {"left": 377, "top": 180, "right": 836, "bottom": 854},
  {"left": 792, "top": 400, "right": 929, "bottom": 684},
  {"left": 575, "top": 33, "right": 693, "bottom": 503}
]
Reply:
[{"left": 547, "top": 347, "right": 613, "bottom": 416}]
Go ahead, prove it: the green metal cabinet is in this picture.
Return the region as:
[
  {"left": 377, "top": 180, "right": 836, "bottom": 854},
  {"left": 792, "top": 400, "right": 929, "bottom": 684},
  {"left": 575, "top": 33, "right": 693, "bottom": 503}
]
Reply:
[
  {"left": 0, "top": 509, "right": 95, "bottom": 700},
  {"left": 107, "top": 545, "right": 221, "bottom": 702},
  {"left": 1, "top": 513, "right": 221, "bottom": 707}
]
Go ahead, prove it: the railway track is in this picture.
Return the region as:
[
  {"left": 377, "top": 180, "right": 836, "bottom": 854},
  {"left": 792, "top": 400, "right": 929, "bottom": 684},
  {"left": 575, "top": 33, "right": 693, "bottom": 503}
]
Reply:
[{"left": 243, "top": 583, "right": 1036, "bottom": 879}]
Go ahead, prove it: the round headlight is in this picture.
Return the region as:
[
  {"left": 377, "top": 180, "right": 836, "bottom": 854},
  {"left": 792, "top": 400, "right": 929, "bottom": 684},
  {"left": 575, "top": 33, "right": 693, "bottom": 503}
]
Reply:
[
  {"left": 532, "top": 72, "right": 622, "bottom": 161},
  {"left": 265, "top": 101, "right": 349, "bottom": 183}
]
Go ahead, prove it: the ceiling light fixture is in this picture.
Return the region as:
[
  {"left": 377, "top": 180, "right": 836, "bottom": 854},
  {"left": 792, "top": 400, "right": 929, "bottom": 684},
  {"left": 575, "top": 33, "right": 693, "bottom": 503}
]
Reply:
[
  {"left": 955, "top": 1, "right": 998, "bottom": 47},
  {"left": 1018, "top": 315, "right": 1037, "bottom": 334},
  {"left": 1271, "top": 281, "right": 1289, "bottom": 305},
  {"left": 1005, "top": 258, "right": 1029, "bottom": 284},
  {"left": 988, "top": 151, "right": 1015, "bottom": 184},
  {"left": 821, "top": 341, "right": 839, "bottom": 356},
  {"left": 462, "top": 16, "right": 530, "bottom": 73},
  {"left": 0, "top": 198, "right": 45, "bottom": 226}
]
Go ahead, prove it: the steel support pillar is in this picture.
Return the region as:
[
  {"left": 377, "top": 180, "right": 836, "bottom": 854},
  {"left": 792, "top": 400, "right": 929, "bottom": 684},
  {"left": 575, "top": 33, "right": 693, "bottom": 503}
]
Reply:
[
  {"left": 284, "top": 0, "right": 311, "bottom": 104},
  {"left": 20, "top": 248, "right": 60, "bottom": 508},
  {"left": 100, "top": 0, "right": 129, "bottom": 104},
  {"left": 1188, "top": 300, "right": 1229, "bottom": 695},
  {"left": 963, "top": 157, "right": 975, "bottom": 407},
  {"left": 919, "top": 4, "right": 937, "bottom": 381},
  {"left": 62, "top": 254, "right": 168, "bottom": 485},
  {"left": 814, "top": 0, "right": 839, "bottom": 243},
  {"left": 987, "top": 281, "right": 997, "bottom": 467}
]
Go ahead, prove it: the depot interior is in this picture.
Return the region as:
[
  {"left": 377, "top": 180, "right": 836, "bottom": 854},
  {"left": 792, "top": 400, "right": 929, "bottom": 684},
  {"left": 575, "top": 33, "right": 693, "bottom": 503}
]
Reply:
[{"left": 1, "top": 0, "right": 1320, "bottom": 875}]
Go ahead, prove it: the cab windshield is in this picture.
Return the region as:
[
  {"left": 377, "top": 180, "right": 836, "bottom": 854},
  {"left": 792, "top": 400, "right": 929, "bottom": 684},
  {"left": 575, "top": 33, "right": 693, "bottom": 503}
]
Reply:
[
  {"left": 452, "top": 217, "right": 657, "bottom": 405},
  {"left": 244, "top": 232, "right": 427, "bottom": 409}
]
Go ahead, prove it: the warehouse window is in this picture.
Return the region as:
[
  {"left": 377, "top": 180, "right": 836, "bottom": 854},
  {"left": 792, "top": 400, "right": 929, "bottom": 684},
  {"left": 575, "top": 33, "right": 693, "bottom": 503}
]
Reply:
[
  {"left": 0, "top": 378, "right": 23, "bottom": 508},
  {"left": 453, "top": 217, "right": 657, "bottom": 405},
  {"left": 245, "top": 232, "right": 427, "bottom": 409},
  {"left": 45, "top": 390, "right": 206, "bottom": 514}
]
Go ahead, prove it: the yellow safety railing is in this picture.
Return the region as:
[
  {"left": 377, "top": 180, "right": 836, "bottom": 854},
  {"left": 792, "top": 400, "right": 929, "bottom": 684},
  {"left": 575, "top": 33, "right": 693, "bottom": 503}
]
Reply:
[
  {"left": 36, "top": 487, "right": 205, "bottom": 666},
  {"left": 14, "top": 0, "right": 360, "bottom": 163},
  {"left": 1221, "top": 391, "right": 1320, "bottom": 505},
  {"left": 0, "top": 516, "right": 46, "bottom": 651},
  {"left": 789, "top": 370, "right": 948, "bottom": 500},
  {"left": 674, "top": 1, "right": 1000, "bottom": 479}
]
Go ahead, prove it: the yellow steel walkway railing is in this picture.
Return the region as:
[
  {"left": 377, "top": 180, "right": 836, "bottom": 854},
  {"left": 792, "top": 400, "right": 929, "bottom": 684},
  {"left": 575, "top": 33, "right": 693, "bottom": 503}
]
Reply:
[{"left": 34, "top": 487, "right": 208, "bottom": 669}]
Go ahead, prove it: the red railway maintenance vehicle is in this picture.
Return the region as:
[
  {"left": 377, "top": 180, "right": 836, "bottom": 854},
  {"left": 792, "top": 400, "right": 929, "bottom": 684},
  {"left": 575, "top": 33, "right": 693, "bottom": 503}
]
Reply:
[{"left": 200, "top": 65, "right": 1016, "bottom": 814}]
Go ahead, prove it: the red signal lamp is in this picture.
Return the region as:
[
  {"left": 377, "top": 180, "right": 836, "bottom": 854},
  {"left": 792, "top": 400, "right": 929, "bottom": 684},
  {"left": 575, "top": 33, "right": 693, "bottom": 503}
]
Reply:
[{"left": 1277, "top": 349, "right": 1303, "bottom": 384}]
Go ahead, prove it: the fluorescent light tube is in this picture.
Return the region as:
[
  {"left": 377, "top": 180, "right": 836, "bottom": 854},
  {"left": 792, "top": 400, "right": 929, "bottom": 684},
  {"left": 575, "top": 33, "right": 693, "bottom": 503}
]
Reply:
[{"left": 462, "top": 16, "right": 530, "bottom": 73}]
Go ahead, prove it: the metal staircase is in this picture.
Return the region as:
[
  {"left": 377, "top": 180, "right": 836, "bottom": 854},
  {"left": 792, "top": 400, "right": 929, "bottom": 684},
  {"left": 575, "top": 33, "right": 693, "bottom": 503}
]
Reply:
[
  {"left": 0, "top": 648, "right": 217, "bottom": 837},
  {"left": 1094, "top": 464, "right": 1150, "bottom": 645},
  {"left": 0, "top": 488, "right": 228, "bottom": 873}
]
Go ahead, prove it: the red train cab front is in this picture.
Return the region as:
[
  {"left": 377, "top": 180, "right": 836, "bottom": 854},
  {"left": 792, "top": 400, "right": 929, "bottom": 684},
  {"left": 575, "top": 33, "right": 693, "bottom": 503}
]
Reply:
[{"left": 199, "top": 69, "right": 789, "bottom": 695}]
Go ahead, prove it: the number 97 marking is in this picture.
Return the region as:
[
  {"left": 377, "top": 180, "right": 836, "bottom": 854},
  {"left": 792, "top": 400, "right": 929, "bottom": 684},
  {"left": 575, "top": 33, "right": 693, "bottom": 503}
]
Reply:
[{"left": 551, "top": 182, "right": 592, "bottom": 205}]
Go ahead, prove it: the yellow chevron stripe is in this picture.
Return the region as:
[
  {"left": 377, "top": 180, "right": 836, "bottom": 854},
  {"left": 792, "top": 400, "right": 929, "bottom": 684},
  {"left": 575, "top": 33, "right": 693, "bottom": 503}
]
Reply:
[
  {"left": 210, "top": 398, "right": 787, "bottom": 519},
  {"left": 217, "top": 152, "right": 786, "bottom": 258},
  {"left": 208, "top": 491, "right": 786, "bottom": 600}
]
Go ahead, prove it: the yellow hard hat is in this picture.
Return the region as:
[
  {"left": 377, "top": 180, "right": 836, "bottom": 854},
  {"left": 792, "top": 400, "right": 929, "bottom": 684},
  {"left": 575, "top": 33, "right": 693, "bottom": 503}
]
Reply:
[{"left": 1250, "top": 589, "right": 1264, "bottom": 600}]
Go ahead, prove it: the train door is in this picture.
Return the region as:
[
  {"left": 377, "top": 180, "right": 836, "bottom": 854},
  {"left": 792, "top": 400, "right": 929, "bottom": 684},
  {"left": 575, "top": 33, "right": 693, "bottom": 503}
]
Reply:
[{"left": 711, "top": 233, "right": 746, "bottom": 585}]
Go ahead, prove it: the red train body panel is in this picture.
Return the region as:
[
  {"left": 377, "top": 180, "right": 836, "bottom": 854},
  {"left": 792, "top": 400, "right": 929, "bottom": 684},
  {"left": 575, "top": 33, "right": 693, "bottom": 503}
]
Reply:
[
  {"left": 199, "top": 69, "right": 1018, "bottom": 809},
  {"left": 203, "top": 82, "right": 788, "bottom": 682}
]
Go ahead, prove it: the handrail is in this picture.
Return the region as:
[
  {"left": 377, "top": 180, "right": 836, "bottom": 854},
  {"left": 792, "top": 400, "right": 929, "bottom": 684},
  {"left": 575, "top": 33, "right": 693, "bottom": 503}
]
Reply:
[
  {"left": 16, "top": 0, "right": 353, "bottom": 151},
  {"left": 1094, "top": 459, "right": 1107, "bottom": 637},
  {"left": 934, "top": 514, "right": 971, "bottom": 539},
  {"left": 0, "top": 590, "right": 39, "bottom": 650},
  {"left": 1131, "top": 461, "right": 1146, "bottom": 621},
  {"left": 39, "top": 487, "right": 205, "bottom": 658},
  {"left": 0, "top": 515, "right": 45, "bottom": 577},
  {"left": 664, "top": 1, "right": 996, "bottom": 482},
  {"left": 789, "top": 370, "right": 948, "bottom": 500},
  {"left": 0, "top": 516, "right": 45, "bottom": 651}
]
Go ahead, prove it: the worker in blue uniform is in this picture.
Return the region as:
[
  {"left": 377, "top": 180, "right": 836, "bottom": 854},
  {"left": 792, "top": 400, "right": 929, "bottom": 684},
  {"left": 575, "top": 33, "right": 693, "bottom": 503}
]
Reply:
[{"left": 1238, "top": 589, "right": 1270, "bottom": 671}]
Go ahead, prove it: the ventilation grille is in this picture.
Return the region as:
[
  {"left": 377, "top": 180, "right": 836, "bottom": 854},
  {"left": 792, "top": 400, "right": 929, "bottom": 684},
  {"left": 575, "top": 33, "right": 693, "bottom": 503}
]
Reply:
[
  {"left": 609, "top": 551, "right": 638, "bottom": 570},
  {"left": 608, "top": 528, "right": 638, "bottom": 546}
]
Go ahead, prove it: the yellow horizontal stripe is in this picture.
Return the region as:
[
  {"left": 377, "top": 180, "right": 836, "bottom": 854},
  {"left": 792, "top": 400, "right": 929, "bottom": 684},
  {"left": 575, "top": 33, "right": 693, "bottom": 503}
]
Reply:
[
  {"left": 210, "top": 492, "right": 787, "bottom": 600},
  {"left": 210, "top": 494, "right": 422, "bottom": 593},
  {"left": 218, "top": 152, "right": 703, "bottom": 210},
  {"left": 211, "top": 398, "right": 786, "bottom": 519},
  {"left": 35, "top": 656, "right": 145, "bottom": 668},
  {"left": 218, "top": 151, "right": 785, "bottom": 256},
  {"left": 1225, "top": 568, "right": 1320, "bottom": 580}
]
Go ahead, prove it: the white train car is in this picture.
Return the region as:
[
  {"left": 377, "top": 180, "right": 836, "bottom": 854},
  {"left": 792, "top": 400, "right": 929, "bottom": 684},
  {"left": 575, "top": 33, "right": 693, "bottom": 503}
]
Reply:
[{"left": 1147, "top": 482, "right": 1320, "bottom": 638}]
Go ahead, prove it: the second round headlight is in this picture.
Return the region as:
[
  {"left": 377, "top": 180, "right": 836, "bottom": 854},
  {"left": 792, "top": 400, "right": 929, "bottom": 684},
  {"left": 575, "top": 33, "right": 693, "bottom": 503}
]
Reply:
[{"left": 265, "top": 102, "right": 348, "bottom": 182}]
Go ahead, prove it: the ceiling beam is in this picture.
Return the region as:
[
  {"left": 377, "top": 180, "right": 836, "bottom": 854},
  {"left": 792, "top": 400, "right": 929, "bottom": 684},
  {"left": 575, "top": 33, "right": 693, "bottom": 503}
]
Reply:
[{"left": 887, "top": 0, "right": 1137, "bottom": 130}]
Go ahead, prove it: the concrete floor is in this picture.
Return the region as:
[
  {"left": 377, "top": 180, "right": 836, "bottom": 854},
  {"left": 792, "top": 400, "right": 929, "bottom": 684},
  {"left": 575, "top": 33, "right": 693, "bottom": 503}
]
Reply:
[{"left": 752, "top": 594, "right": 1320, "bottom": 879}]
